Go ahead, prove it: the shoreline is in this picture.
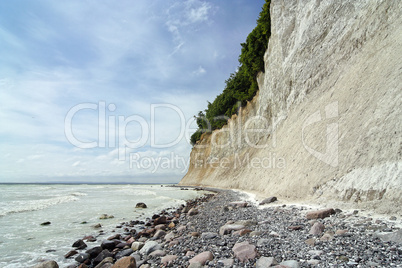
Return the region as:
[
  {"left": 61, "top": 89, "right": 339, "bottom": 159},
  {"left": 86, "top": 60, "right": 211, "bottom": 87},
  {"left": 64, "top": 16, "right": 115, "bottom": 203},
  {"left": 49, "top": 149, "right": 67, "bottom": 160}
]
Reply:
[{"left": 35, "top": 187, "right": 401, "bottom": 267}]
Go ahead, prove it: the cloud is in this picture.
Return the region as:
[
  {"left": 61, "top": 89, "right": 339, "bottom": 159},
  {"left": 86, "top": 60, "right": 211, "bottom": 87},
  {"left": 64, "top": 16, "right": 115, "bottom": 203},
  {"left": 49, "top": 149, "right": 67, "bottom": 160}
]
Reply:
[
  {"left": 193, "top": 66, "right": 206, "bottom": 76},
  {"left": 0, "top": 0, "right": 266, "bottom": 182}
]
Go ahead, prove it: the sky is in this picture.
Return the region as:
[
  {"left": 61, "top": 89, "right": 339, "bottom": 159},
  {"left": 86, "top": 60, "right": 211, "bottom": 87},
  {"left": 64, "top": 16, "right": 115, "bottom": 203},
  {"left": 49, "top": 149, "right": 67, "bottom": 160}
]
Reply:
[{"left": 0, "top": 0, "right": 265, "bottom": 183}]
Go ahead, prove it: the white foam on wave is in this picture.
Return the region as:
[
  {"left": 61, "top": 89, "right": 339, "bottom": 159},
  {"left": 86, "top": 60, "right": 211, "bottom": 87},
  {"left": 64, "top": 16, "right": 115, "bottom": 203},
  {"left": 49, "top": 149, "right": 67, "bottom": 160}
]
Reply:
[{"left": 0, "top": 195, "right": 79, "bottom": 217}]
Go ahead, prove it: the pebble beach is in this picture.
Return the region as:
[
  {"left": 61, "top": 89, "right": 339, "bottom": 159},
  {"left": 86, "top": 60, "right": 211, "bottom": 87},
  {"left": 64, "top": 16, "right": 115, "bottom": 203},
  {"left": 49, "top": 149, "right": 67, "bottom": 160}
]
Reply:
[{"left": 34, "top": 188, "right": 402, "bottom": 268}]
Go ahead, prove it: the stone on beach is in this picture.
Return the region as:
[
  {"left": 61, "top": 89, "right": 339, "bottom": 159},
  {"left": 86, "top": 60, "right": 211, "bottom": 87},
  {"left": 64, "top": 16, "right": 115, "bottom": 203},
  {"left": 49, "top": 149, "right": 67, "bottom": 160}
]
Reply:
[
  {"left": 188, "top": 208, "right": 199, "bottom": 216},
  {"left": 280, "top": 260, "right": 300, "bottom": 268},
  {"left": 201, "top": 232, "right": 218, "bottom": 239},
  {"left": 228, "top": 201, "right": 248, "bottom": 207},
  {"left": 189, "top": 251, "right": 214, "bottom": 265},
  {"left": 75, "top": 253, "right": 90, "bottom": 263},
  {"left": 86, "top": 246, "right": 102, "bottom": 258},
  {"left": 161, "top": 255, "right": 178, "bottom": 265},
  {"left": 139, "top": 241, "right": 162, "bottom": 255},
  {"left": 219, "top": 224, "right": 246, "bottom": 235},
  {"left": 131, "top": 241, "right": 144, "bottom": 251},
  {"left": 111, "top": 256, "right": 136, "bottom": 268},
  {"left": 309, "top": 222, "right": 325, "bottom": 235},
  {"left": 33, "top": 260, "right": 59, "bottom": 268},
  {"left": 93, "top": 250, "right": 113, "bottom": 265},
  {"left": 94, "top": 257, "right": 113, "bottom": 268},
  {"left": 256, "top": 256, "right": 278, "bottom": 267},
  {"left": 115, "top": 249, "right": 134, "bottom": 259},
  {"left": 101, "top": 240, "right": 116, "bottom": 250},
  {"left": 153, "top": 229, "right": 166, "bottom": 239},
  {"left": 306, "top": 208, "right": 335, "bottom": 219},
  {"left": 259, "top": 196, "right": 277, "bottom": 205},
  {"left": 232, "top": 241, "right": 257, "bottom": 262}
]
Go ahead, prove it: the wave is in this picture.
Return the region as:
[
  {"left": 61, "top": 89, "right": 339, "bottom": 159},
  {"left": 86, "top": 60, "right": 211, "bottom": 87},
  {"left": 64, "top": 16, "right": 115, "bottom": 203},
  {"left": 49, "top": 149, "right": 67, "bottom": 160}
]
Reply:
[
  {"left": 0, "top": 195, "right": 79, "bottom": 217},
  {"left": 69, "top": 192, "right": 87, "bottom": 197}
]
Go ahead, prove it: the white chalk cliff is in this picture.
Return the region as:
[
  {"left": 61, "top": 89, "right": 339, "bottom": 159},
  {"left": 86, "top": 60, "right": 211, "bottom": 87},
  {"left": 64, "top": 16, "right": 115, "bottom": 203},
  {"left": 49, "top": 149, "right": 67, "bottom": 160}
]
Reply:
[{"left": 180, "top": 0, "right": 402, "bottom": 214}]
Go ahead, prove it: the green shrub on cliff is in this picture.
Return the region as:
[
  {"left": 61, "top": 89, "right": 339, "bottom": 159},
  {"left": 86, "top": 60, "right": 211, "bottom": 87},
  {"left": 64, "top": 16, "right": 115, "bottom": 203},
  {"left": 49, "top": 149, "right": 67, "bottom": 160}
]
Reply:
[{"left": 191, "top": 0, "right": 271, "bottom": 145}]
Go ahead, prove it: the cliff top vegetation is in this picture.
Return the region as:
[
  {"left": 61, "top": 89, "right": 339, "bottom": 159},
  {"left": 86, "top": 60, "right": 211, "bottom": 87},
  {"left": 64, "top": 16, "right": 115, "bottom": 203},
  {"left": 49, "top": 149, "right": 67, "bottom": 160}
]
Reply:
[{"left": 191, "top": 0, "right": 271, "bottom": 145}]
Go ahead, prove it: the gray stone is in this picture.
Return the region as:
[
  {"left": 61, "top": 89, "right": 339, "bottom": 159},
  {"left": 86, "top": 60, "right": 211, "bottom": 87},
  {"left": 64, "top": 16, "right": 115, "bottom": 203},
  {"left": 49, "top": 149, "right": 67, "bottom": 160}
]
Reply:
[
  {"left": 153, "top": 229, "right": 166, "bottom": 239},
  {"left": 201, "top": 232, "right": 218, "bottom": 239},
  {"left": 131, "top": 241, "right": 144, "bottom": 251},
  {"left": 280, "top": 260, "right": 300, "bottom": 268},
  {"left": 139, "top": 241, "right": 162, "bottom": 255},
  {"left": 256, "top": 256, "right": 277, "bottom": 267},
  {"left": 218, "top": 258, "right": 234, "bottom": 266},
  {"left": 309, "top": 222, "right": 325, "bottom": 235},
  {"left": 219, "top": 224, "right": 245, "bottom": 235},
  {"left": 375, "top": 229, "right": 402, "bottom": 244},
  {"left": 259, "top": 196, "right": 277, "bottom": 205}
]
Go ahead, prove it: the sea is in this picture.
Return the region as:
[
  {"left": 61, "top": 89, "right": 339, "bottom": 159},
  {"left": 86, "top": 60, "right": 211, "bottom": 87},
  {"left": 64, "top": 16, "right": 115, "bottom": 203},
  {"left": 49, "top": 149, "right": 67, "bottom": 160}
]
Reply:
[{"left": 0, "top": 183, "right": 206, "bottom": 268}]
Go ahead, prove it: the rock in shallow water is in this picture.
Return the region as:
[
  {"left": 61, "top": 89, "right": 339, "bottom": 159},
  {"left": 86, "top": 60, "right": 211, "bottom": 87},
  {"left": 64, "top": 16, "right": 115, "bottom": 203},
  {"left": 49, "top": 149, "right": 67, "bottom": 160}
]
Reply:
[
  {"left": 135, "top": 202, "right": 147, "bottom": 208},
  {"left": 33, "top": 260, "right": 59, "bottom": 268}
]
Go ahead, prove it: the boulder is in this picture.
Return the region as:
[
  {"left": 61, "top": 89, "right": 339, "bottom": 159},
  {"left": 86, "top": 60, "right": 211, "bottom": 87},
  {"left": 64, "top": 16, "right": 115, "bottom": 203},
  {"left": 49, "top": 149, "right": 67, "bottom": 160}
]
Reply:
[
  {"left": 164, "top": 231, "right": 175, "bottom": 241},
  {"left": 306, "top": 208, "right": 335, "bottom": 219},
  {"left": 111, "top": 256, "right": 136, "bottom": 268},
  {"left": 154, "top": 216, "right": 167, "bottom": 225},
  {"left": 94, "top": 257, "right": 113, "bottom": 268},
  {"left": 161, "top": 255, "right": 177, "bottom": 265},
  {"left": 256, "top": 256, "right": 278, "bottom": 267},
  {"left": 33, "top": 260, "right": 59, "bottom": 268},
  {"left": 131, "top": 242, "right": 144, "bottom": 251},
  {"left": 280, "top": 260, "right": 300, "bottom": 268},
  {"left": 135, "top": 202, "right": 147, "bottom": 208},
  {"left": 115, "top": 249, "right": 134, "bottom": 259},
  {"left": 201, "top": 232, "right": 218, "bottom": 239},
  {"left": 375, "top": 229, "right": 402, "bottom": 244},
  {"left": 228, "top": 201, "right": 248, "bottom": 207},
  {"left": 101, "top": 240, "right": 116, "bottom": 250},
  {"left": 188, "top": 208, "right": 198, "bottom": 216},
  {"left": 218, "top": 258, "right": 234, "bottom": 266},
  {"left": 72, "top": 239, "right": 87, "bottom": 250},
  {"left": 232, "top": 241, "right": 257, "bottom": 262},
  {"left": 309, "top": 222, "right": 325, "bottom": 235},
  {"left": 99, "top": 214, "right": 114, "bottom": 219},
  {"left": 149, "top": 249, "right": 166, "bottom": 258},
  {"left": 86, "top": 246, "right": 102, "bottom": 258},
  {"left": 155, "top": 224, "right": 166, "bottom": 230},
  {"left": 219, "top": 224, "right": 245, "bottom": 235},
  {"left": 153, "top": 229, "right": 166, "bottom": 239},
  {"left": 64, "top": 250, "right": 78, "bottom": 258},
  {"left": 259, "top": 196, "right": 277, "bottom": 205},
  {"left": 139, "top": 241, "right": 162, "bottom": 255},
  {"left": 189, "top": 251, "right": 214, "bottom": 265},
  {"left": 93, "top": 250, "right": 113, "bottom": 266},
  {"left": 75, "top": 253, "right": 90, "bottom": 263}
]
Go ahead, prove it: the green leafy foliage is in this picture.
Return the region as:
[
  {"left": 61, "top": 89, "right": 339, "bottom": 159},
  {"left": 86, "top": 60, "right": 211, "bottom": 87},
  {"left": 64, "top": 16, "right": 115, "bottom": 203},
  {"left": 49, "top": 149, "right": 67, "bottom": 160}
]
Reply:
[{"left": 190, "top": 1, "right": 271, "bottom": 145}]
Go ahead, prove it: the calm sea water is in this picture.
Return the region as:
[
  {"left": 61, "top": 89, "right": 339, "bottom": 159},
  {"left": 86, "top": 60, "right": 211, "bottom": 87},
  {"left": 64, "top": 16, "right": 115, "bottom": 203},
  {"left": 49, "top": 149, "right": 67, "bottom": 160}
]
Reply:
[{"left": 0, "top": 184, "right": 205, "bottom": 268}]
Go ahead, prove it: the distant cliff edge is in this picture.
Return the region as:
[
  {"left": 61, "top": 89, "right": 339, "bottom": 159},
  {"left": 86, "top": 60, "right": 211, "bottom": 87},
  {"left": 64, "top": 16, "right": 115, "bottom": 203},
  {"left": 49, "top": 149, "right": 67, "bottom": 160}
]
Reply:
[{"left": 180, "top": 0, "right": 402, "bottom": 214}]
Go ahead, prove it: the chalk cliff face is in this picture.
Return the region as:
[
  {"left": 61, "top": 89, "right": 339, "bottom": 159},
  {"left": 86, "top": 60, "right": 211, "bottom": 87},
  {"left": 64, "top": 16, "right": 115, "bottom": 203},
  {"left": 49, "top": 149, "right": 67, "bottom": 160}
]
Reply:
[{"left": 180, "top": 0, "right": 402, "bottom": 214}]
